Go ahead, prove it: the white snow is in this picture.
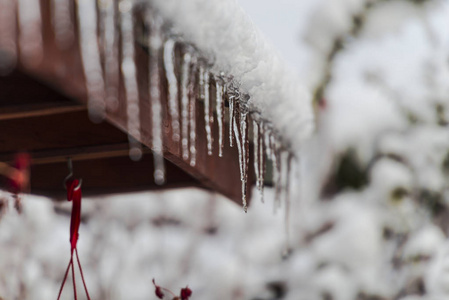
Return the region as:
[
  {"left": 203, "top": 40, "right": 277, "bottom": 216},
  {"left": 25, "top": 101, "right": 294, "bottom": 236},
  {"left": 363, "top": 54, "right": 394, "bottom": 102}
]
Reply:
[
  {"left": 0, "top": 189, "right": 286, "bottom": 299},
  {"left": 404, "top": 225, "right": 446, "bottom": 260},
  {"left": 150, "top": 0, "right": 315, "bottom": 150}
]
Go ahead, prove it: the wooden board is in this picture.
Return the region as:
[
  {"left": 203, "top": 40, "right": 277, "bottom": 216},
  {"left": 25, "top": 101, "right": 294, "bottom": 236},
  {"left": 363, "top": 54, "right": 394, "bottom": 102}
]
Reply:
[{"left": 0, "top": 1, "right": 253, "bottom": 205}]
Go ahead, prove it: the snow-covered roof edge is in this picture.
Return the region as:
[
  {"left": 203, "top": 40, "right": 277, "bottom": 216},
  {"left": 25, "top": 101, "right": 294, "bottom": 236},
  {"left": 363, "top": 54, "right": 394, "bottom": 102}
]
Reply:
[{"left": 149, "top": 0, "right": 315, "bottom": 151}]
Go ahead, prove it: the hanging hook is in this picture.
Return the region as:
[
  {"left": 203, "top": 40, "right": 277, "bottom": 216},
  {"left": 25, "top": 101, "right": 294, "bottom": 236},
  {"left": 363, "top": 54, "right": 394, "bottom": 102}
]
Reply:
[
  {"left": 63, "top": 158, "right": 73, "bottom": 189},
  {"left": 74, "top": 179, "right": 82, "bottom": 191},
  {"left": 64, "top": 158, "right": 83, "bottom": 190}
]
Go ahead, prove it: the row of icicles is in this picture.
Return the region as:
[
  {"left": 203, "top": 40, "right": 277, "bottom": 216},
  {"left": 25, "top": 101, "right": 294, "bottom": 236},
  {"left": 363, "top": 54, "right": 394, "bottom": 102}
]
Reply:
[{"left": 0, "top": 0, "right": 294, "bottom": 214}]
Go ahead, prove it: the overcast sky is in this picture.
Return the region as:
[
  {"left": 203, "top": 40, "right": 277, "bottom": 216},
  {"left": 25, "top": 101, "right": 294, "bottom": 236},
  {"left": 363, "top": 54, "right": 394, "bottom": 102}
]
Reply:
[{"left": 236, "top": 0, "right": 318, "bottom": 74}]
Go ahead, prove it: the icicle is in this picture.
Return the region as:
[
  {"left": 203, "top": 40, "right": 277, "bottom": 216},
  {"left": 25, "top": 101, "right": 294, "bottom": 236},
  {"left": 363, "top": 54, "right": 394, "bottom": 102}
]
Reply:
[
  {"left": 215, "top": 75, "right": 225, "bottom": 157},
  {"left": 0, "top": 0, "right": 17, "bottom": 74},
  {"left": 258, "top": 122, "right": 266, "bottom": 203},
  {"left": 228, "top": 82, "right": 239, "bottom": 148},
  {"left": 233, "top": 116, "right": 243, "bottom": 178},
  {"left": 253, "top": 118, "right": 261, "bottom": 200},
  {"left": 147, "top": 9, "right": 165, "bottom": 185},
  {"left": 17, "top": 0, "right": 43, "bottom": 67},
  {"left": 163, "top": 38, "right": 181, "bottom": 142},
  {"left": 229, "top": 96, "right": 235, "bottom": 147},
  {"left": 189, "top": 90, "right": 197, "bottom": 167},
  {"left": 222, "top": 77, "right": 228, "bottom": 104},
  {"left": 99, "top": 0, "right": 120, "bottom": 111},
  {"left": 119, "top": 0, "right": 141, "bottom": 160},
  {"left": 181, "top": 50, "right": 192, "bottom": 161},
  {"left": 252, "top": 117, "right": 259, "bottom": 188},
  {"left": 280, "top": 150, "right": 292, "bottom": 205},
  {"left": 264, "top": 124, "right": 272, "bottom": 160},
  {"left": 271, "top": 135, "right": 282, "bottom": 212},
  {"left": 203, "top": 69, "right": 213, "bottom": 155},
  {"left": 226, "top": 81, "right": 248, "bottom": 211},
  {"left": 282, "top": 150, "right": 293, "bottom": 258},
  {"left": 198, "top": 63, "right": 205, "bottom": 99},
  {"left": 232, "top": 103, "right": 246, "bottom": 212},
  {"left": 240, "top": 96, "right": 249, "bottom": 171},
  {"left": 77, "top": 0, "right": 106, "bottom": 122},
  {"left": 52, "top": 0, "right": 74, "bottom": 49},
  {"left": 189, "top": 57, "right": 198, "bottom": 167},
  {"left": 239, "top": 94, "right": 250, "bottom": 212}
]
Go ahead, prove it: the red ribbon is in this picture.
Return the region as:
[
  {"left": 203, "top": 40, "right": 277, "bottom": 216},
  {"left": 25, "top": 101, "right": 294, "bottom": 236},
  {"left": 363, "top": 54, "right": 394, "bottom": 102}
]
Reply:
[{"left": 57, "top": 177, "right": 90, "bottom": 300}]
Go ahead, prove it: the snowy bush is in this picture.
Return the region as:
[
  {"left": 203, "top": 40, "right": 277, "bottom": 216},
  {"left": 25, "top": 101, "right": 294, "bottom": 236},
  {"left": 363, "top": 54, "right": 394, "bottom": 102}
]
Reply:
[{"left": 1, "top": 0, "right": 449, "bottom": 299}]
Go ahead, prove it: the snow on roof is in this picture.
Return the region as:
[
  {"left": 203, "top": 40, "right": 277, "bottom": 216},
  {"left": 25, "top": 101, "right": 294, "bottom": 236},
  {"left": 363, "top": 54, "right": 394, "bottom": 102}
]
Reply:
[{"left": 150, "top": 0, "right": 315, "bottom": 150}]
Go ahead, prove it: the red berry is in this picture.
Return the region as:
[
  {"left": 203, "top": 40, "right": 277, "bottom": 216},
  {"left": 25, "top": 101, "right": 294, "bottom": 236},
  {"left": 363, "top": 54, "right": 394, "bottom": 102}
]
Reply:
[
  {"left": 180, "top": 286, "right": 192, "bottom": 300},
  {"left": 153, "top": 279, "right": 165, "bottom": 299}
]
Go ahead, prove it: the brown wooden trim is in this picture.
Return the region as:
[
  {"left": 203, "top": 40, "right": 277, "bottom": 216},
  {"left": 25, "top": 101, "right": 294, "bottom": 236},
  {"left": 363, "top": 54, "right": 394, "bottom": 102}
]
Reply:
[
  {"left": 0, "top": 143, "right": 148, "bottom": 165},
  {"left": 0, "top": 0, "right": 253, "bottom": 206},
  {"left": 0, "top": 103, "right": 85, "bottom": 121},
  {"left": 29, "top": 153, "right": 202, "bottom": 200}
]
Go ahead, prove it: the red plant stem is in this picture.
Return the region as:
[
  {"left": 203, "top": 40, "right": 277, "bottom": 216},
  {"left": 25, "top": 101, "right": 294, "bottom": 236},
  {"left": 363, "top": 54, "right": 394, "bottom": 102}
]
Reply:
[
  {"left": 162, "top": 287, "right": 177, "bottom": 297},
  {"left": 75, "top": 248, "right": 91, "bottom": 300},
  {"left": 71, "top": 257, "right": 77, "bottom": 300},
  {"left": 57, "top": 259, "right": 72, "bottom": 300}
]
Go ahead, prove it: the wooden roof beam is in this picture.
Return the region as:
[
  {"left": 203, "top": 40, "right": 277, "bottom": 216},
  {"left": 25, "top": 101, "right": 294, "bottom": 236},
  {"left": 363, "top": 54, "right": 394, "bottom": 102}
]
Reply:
[{"left": 0, "top": 1, "right": 253, "bottom": 206}]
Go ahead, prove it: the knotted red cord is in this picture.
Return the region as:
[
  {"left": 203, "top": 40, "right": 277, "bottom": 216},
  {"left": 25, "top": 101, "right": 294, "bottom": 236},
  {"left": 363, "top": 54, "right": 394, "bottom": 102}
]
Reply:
[
  {"left": 67, "top": 179, "right": 81, "bottom": 254},
  {"left": 57, "top": 177, "right": 90, "bottom": 300}
]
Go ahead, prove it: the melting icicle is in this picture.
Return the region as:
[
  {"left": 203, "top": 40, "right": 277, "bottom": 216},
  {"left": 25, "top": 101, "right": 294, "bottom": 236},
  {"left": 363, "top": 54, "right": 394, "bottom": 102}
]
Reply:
[
  {"left": 99, "top": 0, "right": 120, "bottom": 111},
  {"left": 258, "top": 122, "right": 266, "bottom": 203},
  {"left": 198, "top": 63, "right": 205, "bottom": 100},
  {"left": 163, "top": 38, "right": 181, "bottom": 142},
  {"left": 280, "top": 150, "right": 292, "bottom": 205},
  {"left": 181, "top": 50, "right": 192, "bottom": 161},
  {"left": 147, "top": 10, "right": 165, "bottom": 185},
  {"left": 226, "top": 81, "right": 248, "bottom": 212},
  {"left": 77, "top": 0, "right": 106, "bottom": 122},
  {"left": 119, "top": 0, "right": 141, "bottom": 161},
  {"left": 0, "top": 0, "right": 17, "bottom": 74},
  {"left": 229, "top": 96, "right": 235, "bottom": 147},
  {"left": 189, "top": 90, "right": 197, "bottom": 167},
  {"left": 189, "top": 56, "right": 198, "bottom": 167},
  {"left": 240, "top": 97, "right": 249, "bottom": 170},
  {"left": 215, "top": 74, "right": 225, "bottom": 157},
  {"left": 52, "top": 0, "right": 74, "bottom": 49},
  {"left": 253, "top": 118, "right": 262, "bottom": 202},
  {"left": 233, "top": 116, "right": 243, "bottom": 178},
  {"left": 239, "top": 94, "right": 250, "bottom": 212},
  {"left": 281, "top": 150, "right": 293, "bottom": 257},
  {"left": 264, "top": 124, "right": 272, "bottom": 160},
  {"left": 232, "top": 103, "right": 246, "bottom": 212},
  {"left": 228, "top": 82, "right": 239, "bottom": 148},
  {"left": 222, "top": 77, "right": 228, "bottom": 110},
  {"left": 271, "top": 135, "right": 282, "bottom": 212},
  {"left": 203, "top": 69, "right": 213, "bottom": 155},
  {"left": 252, "top": 118, "right": 259, "bottom": 187},
  {"left": 17, "top": 0, "right": 43, "bottom": 67}
]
